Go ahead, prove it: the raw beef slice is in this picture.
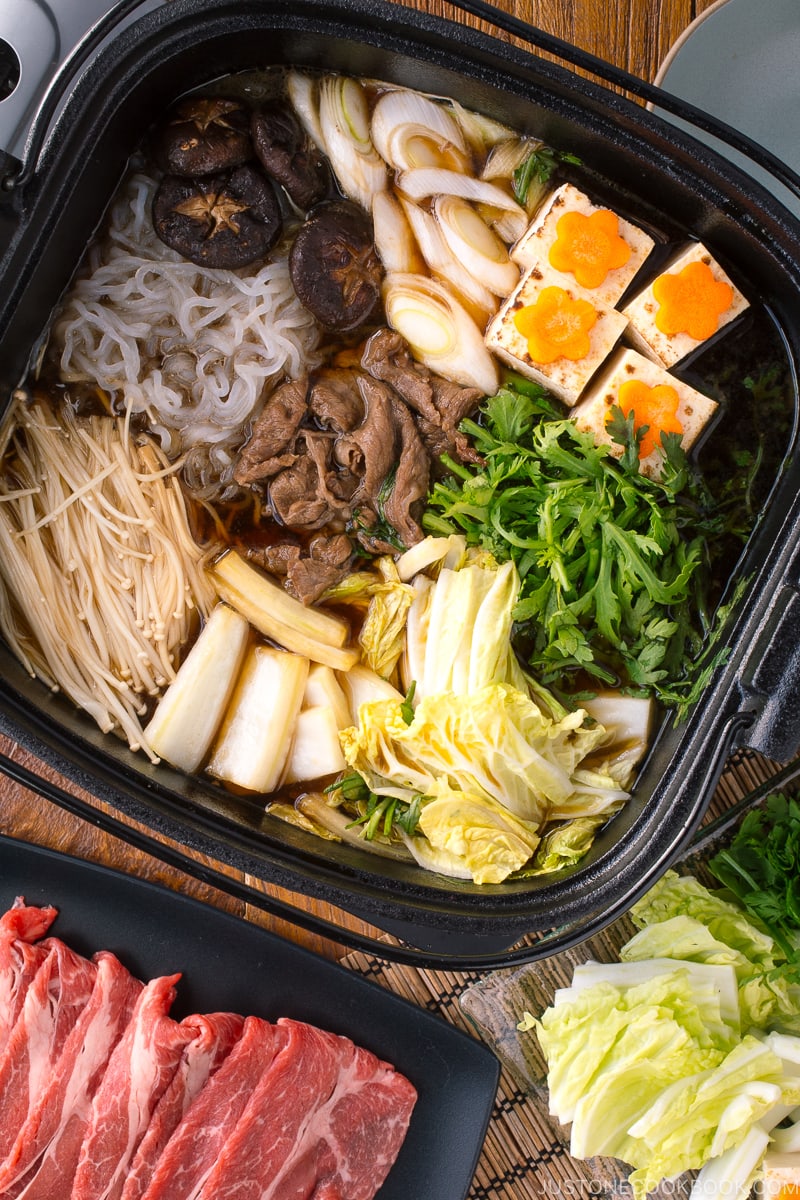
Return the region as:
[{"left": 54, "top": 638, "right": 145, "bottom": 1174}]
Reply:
[
  {"left": 0, "top": 898, "right": 58, "bottom": 1057},
  {"left": 138, "top": 1015, "right": 280, "bottom": 1200},
  {"left": 2, "top": 950, "right": 143, "bottom": 1200},
  {"left": 194, "top": 1016, "right": 418, "bottom": 1200},
  {"left": 0, "top": 934, "right": 97, "bottom": 1162},
  {"left": 70, "top": 972, "right": 198, "bottom": 1200},
  {"left": 119, "top": 1010, "right": 244, "bottom": 1200}
]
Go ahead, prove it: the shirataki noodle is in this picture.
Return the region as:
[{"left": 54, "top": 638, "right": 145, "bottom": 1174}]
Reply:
[{"left": 55, "top": 172, "right": 323, "bottom": 498}]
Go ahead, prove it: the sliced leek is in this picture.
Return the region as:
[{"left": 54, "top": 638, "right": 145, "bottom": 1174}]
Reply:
[
  {"left": 207, "top": 644, "right": 309, "bottom": 792},
  {"left": 433, "top": 195, "right": 520, "bottom": 297},
  {"left": 481, "top": 137, "right": 553, "bottom": 215},
  {"left": 286, "top": 70, "right": 326, "bottom": 150},
  {"left": 303, "top": 663, "right": 352, "bottom": 731},
  {"left": 284, "top": 704, "right": 347, "bottom": 784},
  {"left": 399, "top": 198, "right": 497, "bottom": 315},
  {"left": 371, "top": 89, "right": 469, "bottom": 172},
  {"left": 382, "top": 272, "right": 499, "bottom": 395},
  {"left": 395, "top": 167, "right": 527, "bottom": 218},
  {"left": 318, "top": 75, "right": 387, "bottom": 211},
  {"left": 210, "top": 551, "right": 359, "bottom": 671},
  {"left": 144, "top": 602, "right": 249, "bottom": 772},
  {"left": 372, "top": 191, "right": 426, "bottom": 274}
]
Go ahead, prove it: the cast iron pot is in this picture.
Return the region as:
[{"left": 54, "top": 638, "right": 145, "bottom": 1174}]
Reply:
[{"left": 1, "top": 0, "right": 800, "bottom": 969}]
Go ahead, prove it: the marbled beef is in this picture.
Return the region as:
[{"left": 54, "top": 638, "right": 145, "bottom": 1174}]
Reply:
[
  {"left": 2, "top": 951, "right": 143, "bottom": 1200},
  {"left": 119, "top": 1011, "right": 244, "bottom": 1200},
  {"left": 70, "top": 974, "right": 197, "bottom": 1200}
]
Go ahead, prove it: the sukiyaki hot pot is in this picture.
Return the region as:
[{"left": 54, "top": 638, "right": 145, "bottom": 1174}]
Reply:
[{"left": 1, "top": 0, "right": 800, "bottom": 968}]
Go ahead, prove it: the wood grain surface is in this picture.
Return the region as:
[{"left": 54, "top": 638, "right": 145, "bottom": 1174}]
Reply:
[{"left": 0, "top": 0, "right": 731, "bottom": 962}]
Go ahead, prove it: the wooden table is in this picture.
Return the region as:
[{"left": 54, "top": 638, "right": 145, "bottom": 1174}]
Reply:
[{"left": 0, "top": 0, "right": 723, "bottom": 963}]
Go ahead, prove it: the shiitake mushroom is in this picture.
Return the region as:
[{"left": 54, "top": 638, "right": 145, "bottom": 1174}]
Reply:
[
  {"left": 152, "top": 166, "right": 282, "bottom": 269},
  {"left": 289, "top": 200, "right": 382, "bottom": 332},
  {"left": 251, "top": 104, "right": 330, "bottom": 212},
  {"left": 153, "top": 96, "right": 253, "bottom": 177}
]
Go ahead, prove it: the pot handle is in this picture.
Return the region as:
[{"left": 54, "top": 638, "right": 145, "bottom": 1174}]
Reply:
[
  {"left": 441, "top": 0, "right": 800, "bottom": 209},
  {"left": 737, "top": 584, "right": 800, "bottom": 761},
  {"left": 0, "top": 0, "right": 160, "bottom": 186}
]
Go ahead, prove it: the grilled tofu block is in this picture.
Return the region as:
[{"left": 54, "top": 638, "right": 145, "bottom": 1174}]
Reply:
[
  {"left": 762, "top": 1153, "right": 800, "bottom": 1200},
  {"left": 571, "top": 346, "right": 718, "bottom": 478},
  {"left": 485, "top": 263, "right": 628, "bottom": 407},
  {"left": 510, "top": 182, "right": 655, "bottom": 307},
  {"left": 622, "top": 240, "right": 749, "bottom": 367}
]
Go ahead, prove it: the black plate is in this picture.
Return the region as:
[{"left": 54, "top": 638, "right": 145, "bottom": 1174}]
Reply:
[{"left": 0, "top": 833, "right": 499, "bottom": 1200}]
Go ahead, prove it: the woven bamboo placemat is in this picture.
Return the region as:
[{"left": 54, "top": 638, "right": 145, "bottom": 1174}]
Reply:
[{"left": 342, "top": 749, "right": 789, "bottom": 1200}]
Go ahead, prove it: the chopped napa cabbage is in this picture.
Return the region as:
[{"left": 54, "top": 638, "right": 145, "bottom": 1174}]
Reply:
[
  {"left": 417, "top": 558, "right": 520, "bottom": 699},
  {"left": 534, "top": 968, "right": 737, "bottom": 1131},
  {"left": 533, "top": 961, "right": 800, "bottom": 1200},
  {"left": 413, "top": 783, "right": 541, "bottom": 884},
  {"left": 625, "top": 1037, "right": 800, "bottom": 1199},
  {"left": 526, "top": 817, "right": 604, "bottom": 875},
  {"left": 627, "top": 872, "right": 800, "bottom": 1033},
  {"left": 630, "top": 871, "right": 777, "bottom": 969},
  {"left": 357, "top": 558, "right": 414, "bottom": 680},
  {"left": 339, "top": 682, "right": 626, "bottom": 825},
  {"left": 323, "top": 557, "right": 414, "bottom": 681}
]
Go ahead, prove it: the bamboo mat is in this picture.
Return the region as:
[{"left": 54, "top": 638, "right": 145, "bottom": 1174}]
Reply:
[{"left": 342, "top": 748, "right": 792, "bottom": 1200}]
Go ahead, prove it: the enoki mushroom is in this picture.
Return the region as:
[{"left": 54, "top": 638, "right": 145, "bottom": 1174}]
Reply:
[{"left": 0, "top": 397, "right": 219, "bottom": 758}]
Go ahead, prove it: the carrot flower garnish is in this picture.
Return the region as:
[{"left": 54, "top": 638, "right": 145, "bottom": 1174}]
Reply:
[
  {"left": 652, "top": 259, "right": 734, "bottom": 341},
  {"left": 617, "top": 378, "right": 683, "bottom": 459},
  {"left": 514, "top": 286, "right": 598, "bottom": 364},
  {"left": 548, "top": 209, "right": 632, "bottom": 290}
]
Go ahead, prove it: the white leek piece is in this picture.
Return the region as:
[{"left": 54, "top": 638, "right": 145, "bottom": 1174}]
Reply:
[
  {"left": 395, "top": 166, "right": 527, "bottom": 220},
  {"left": 318, "top": 75, "right": 388, "bottom": 211},
  {"left": 302, "top": 663, "right": 352, "bottom": 731},
  {"left": 399, "top": 575, "right": 433, "bottom": 699},
  {"left": 433, "top": 195, "right": 520, "bottom": 297},
  {"left": 443, "top": 98, "right": 515, "bottom": 156},
  {"left": 767, "top": 1113, "right": 800, "bottom": 1153},
  {"left": 395, "top": 533, "right": 466, "bottom": 581},
  {"left": 284, "top": 705, "right": 347, "bottom": 784},
  {"left": 382, "top": 272, "right": 499, "bottom": 395},
  {"left": 372, "top": 191, "right": 425, "bottom": 274},
  {"left": 371, "top": 89, "right": 469, "bottom": 172},
  {"left": 286, "top": 70, "right": 326, "bottom": 150},
  {"left": 143, "top": 603, "right": 249, "bottom": 772},
  {"left": 399, "top": 198, "right": 497, "bottom": 316},
  {"left": 207, "top": 645, "right": 308, "bottom": 792},
  {"left": 339, "top": 663, "right": 404, "bottom": 725},
  {"left": 210, "top": 551, "right": 359, "bottom": 671}
]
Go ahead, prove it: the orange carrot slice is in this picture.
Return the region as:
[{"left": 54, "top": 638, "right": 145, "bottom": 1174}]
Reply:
[
  {"left": 652, "top": 259, "right": 734, "bottom": 341},
  {"left": 616, "top": 378, "right": 683, "bottom": 459},
  {"left": 548, "top": 209, "right": 632, "bottom": 290},
  {"left": 514, "top": 286, "right": 598, "bottom": 364}
]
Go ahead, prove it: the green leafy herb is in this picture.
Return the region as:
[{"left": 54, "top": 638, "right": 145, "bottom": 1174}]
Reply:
[
  {"left": 348, "top": 465, "right": 406, "bottom": 553},
  {"left": 424, "top": 383, "right": 741, "bottom": 712},
  {"left": 512, "top": 147, "right": 581, "bottom": 205},
  {"left": 708, "top": 791, "right": 800, "bottom": 966},
  {"left": 326, "top": 770, "right": 421, "bottom": 840},
  {"left": 400, "top": 681, "right": 416, "bottom": 725}
]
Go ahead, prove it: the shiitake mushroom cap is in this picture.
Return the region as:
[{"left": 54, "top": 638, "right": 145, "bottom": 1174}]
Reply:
[
  {"left": 251, "top": 104, "right": 330, "bottom": 212},
  {"left": 152, "top": 166, "right": 282, "bottom": 269},
  {"left": 289, "top": 200, "right": 383, "bottom": 332},
  {"left": 153, "top": 96, "right": 253, "bottom": 177}
]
